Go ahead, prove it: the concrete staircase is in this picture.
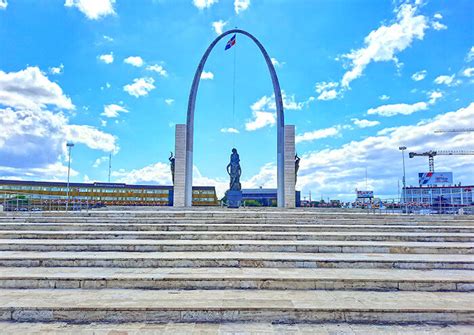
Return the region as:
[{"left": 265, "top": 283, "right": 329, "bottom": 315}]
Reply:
[{"left": 0, "top": 210, "right": 473, "bottom": 327}]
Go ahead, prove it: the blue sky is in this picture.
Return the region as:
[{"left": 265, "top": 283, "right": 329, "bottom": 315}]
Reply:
[{"left": 0, "top": 0, "right": 473, "bottom": 200}]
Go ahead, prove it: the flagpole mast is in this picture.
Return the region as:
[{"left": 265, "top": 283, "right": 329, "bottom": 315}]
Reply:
[{"left": 232, "top": 29, "right": 237, "bottom": 147}]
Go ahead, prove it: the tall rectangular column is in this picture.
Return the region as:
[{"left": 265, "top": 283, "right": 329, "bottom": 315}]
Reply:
[
  {"left": 173, "top": 124, "right": 187, "bottom": 207},
  {"left": 284, "top": 125, "right": 296, "bottom": 208}
]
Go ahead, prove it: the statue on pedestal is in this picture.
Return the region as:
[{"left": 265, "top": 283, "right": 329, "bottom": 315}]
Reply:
[
  {"left": 295, "top": 153, "right": 300, "bottom": 184},
  {"left": 169, "top": 152, "right": 175, "bottom": 184},
  {"left": 226, "top": 148, "right": 242, "bottom": 191},
  {"left": 226, "top": 148, "right": 242, "bottom": 208}
]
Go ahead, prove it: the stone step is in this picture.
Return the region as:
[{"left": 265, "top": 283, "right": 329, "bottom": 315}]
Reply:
[
  {"left": 0, "top": 321, "right": 472, "bottom": 334},
  {"left": 1, "top": 267, "right": 472, "bottom": 292},
  {"left": 0, "top": 230, "right": 472, "bottom": 242},
  {"left": 1, "top": 239, "right": 472, "bottom": 254},
  {"left": 2, "top": 217, "right": 473, "bottom": 226},
  {"left": 0, "top": 288, "right": 472, "bottom": 324},
  {"left": 0, "top": 251, "right": 472, "bottom": 269},
  {"left": 2, "top": 223, "right": 473, "bottom": 233},
  {"left": 1, "top": 209, "right": 467, "bottom": 218}
]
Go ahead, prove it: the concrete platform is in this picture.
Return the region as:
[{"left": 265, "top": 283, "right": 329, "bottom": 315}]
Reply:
[
  {"left": 0, "top": 289, "right": 473, "bottom": 324},
  {"left": 1, "top": 230, "right": 472, "bottom": 241},
  {"left": 2, "top": 222, "right": 474, "bottom": 232},
  {"left": 0, "top": 210, "right": 472, "bottom": 328},
  {"left": 0, "top": 322, "right": 472, "bottom": 334},
  {"left": 1, "top": 239, "right": 472, "bottom": 254},
  {"left": 0, "top": 267, "right": 472, "bottom": 291},
  {"left": 0, "top": 251, "right": 472, "bottom": 269}
]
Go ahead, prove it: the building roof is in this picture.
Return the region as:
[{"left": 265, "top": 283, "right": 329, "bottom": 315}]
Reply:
[
  {"left": 0, "top": 179, "right": 214, "bottom": 190},
  {"left": 405, "top": 185, "right": 473, "bottom": 190}
]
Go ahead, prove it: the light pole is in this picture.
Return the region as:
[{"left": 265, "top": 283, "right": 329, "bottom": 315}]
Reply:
[
  {"left": 399, "top": 146, "right": 408, "bottom": 214},
  {"left": 66, "top": 142, "right": 74, "bottom": 211}
]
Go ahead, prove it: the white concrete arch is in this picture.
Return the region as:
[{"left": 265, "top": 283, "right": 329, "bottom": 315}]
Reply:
[{"left": 185, "top": 29, "right": 286, "bottom": 207}]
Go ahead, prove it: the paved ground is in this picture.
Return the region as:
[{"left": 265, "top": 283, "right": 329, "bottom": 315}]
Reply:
[{"left": 0, "top": 321, "right": 472, "bottom": 334}]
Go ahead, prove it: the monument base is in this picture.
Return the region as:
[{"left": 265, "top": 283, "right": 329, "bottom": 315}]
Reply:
[{"left": 226, "top": 190, "right": 242, "bottom": 208}]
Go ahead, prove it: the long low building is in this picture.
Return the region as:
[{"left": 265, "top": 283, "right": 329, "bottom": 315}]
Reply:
[
  {"left": 0, "top": 179, "right": 218, "bottom": 207},
  {"left": 241, "top": 188, "right": 301, "bottom": 207},
  {"left": 403, "top": 185, "right": 474, "bottom": 207}
]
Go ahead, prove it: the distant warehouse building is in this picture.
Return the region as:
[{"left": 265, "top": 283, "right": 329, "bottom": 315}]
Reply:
[
  {"left": 403, "top": 185, "right": 473, "bottom": 207},
  {"left": 241, "top": 188, "right": 301, "bottom": 207},
  {"left": 0, "top": 179, "right": 218, "bottom": 206}
]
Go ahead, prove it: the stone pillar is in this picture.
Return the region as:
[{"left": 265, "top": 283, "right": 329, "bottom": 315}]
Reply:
[
  {"left": 284, "top": 125, "right": 296, "bottom": 208},
  {"left": 173, "top": 124, "right": 187, "bottom": 207}
]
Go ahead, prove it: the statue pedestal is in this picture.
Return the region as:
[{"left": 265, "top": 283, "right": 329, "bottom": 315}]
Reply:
[{"left": 227, "top": 190, "right": 242, "bottom": 209}]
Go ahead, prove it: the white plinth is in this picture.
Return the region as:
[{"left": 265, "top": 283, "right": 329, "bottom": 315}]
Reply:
[
  {"left": 173, "top": 124, "right": 187, "bottom": 207},
  {"left": 284, "top": 125, "right": 296, "bottom": 208}
]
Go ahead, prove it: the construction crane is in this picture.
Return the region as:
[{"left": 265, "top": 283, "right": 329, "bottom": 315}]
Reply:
[
  {"left": 434, "top": 128, "right": 474, "bottom": 133},
  {"left": 408, "top": 150, "right": 474, "bottom": 172}
]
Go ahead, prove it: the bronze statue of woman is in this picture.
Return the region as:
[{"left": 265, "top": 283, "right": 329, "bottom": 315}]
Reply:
[
  {"left": 226, "top": 148, "right": 242, "bottom": 191},
  {"left": 169, "top": 152, "right": 175, "bottom": 184}
]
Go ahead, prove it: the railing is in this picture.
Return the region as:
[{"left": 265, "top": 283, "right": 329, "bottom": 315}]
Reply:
[{"left": 0, "top": 191, "right": 94, "bottom": 212}]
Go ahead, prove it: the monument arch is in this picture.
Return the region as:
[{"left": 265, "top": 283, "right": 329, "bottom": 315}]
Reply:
[{"left": 174, "top": 29, "right": 295, "bottom": 208}]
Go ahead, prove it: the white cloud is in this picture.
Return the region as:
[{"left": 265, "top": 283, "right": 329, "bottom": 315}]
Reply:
[
  {"left": 367, "top": 102, "right": 428, "bottom": 117},
  {"left": 411, "top": 70, "right": 427, "bottom": 81},
  {"left": 0, "top": 66, "right": 74, "bottom": 111},
  {"left": 93, "top": 156, "right": 108, "bottom": 168},
  {"left": 352, "top": 118, "right": 380, "bottom": 128},
  {"left": 295, "top": 126, "right": 341, "bottom": 144},
  {"left": 123, "top": 77, "right": 155, "bottom": 97},
  {"left": 0, "top": 107, "right": 118, "bottom": 178},
  {"left": 234, "top": 0, "right": 250, "bottom": 14},
  {"left": 434, "top": 74, "right": 460, "bottom": 86},
  {"left": 315, "top": 81, "right": 340, "bottom": 101},
  {"left": 317, "top": 89, "right": 338, "bottom": 101},
  {"left": 101, "top": 82, "right": 111, "bottom": 90},
  {"left": 64, "top": 0, "right": 116, "bottom": 20},
  {"left": 124, "top": 56, "right": 144, "bottom": 67},
  {"left": 112, "top": 162, "right": 172, "bottom": 185},
  {"left": 294, "top": 103, "right": 474, "bottom": 200},
  {"left": 433, "top": 13, "right": 443, "bottom": 20},
  {"left": 467, "top": 47, "right": 474, "bottom": 62},
  {"left": 432, "top": 21, "right": 447, "bottom": 31},
  {"left": 462, "top": 68, "right": 474, "bottom": 77},
  {"left": 192, "top": 0, "right": 218, "bottom": 10},
  {"left": 103, "top": 35, "right": 114, "bottom": 42},
  {"left": 242, "top": 163, "right": 277, "bottom": 190},
  {"left": 271, "top": 58, "right": 285, "bottom": 68},
  {"left": 165, "top": 99, "right": 174, "bottom": 105},
  {"left": 341, "top": 3, "right": 428, "bottom": 88},
  {"left": 201, "top": 71, "right": 214, "bottom": 80},
  {"left": 99, "top": 53, "right": 114, "bottom": 64},
  {"left": 49, "top": 64, "right": 64, "bottom": 75},
  {"left": 212, "top": 20, "right": 227, "bottom": 35},
  {"left": 0, "top": 0, "right": 7, "bottom": 10},
  {"left": 66, "top": 125, "right": 118, "bottom": 153},
  {"left": 379, "top": 95, "right": 390, "bottom": 101},
  {"left": 245, "top": 111, "right": 275, "bottom": 131},
  {"left": 428, "top": 90, "right": 443, "bottom": 104},
  {"left": 0, "top": 66, "right": 119, "bottom": 169},
  {"left": 244, "top": 92, "right": 314, "bottom": 131},
  {"left": 146, "top": 64, "right": 168, "bottom": 77},
  {"left": 220, "top": 127, "right": 239, "bottom": 134},
  {"left": 102, "top": 104, "right": 129, "bottom": 118}
]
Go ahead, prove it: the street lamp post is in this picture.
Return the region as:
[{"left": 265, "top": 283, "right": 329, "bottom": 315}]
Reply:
[
  {"left": 399, "top": 146, "right": 408, "bottom": 214},
  {"left": 66, "top": 142, "right": 74, "bottom": 211}
]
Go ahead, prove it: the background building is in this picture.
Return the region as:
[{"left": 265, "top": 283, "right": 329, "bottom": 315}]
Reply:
[
  {"left": 403, "top": 185, "right": 473, "bottom": 208},
  {"left": 0, "top": 179, "right": 218, "bottom": 207},
  {"left": 241, "top": 188, "right": 301, "bottom": 207}
]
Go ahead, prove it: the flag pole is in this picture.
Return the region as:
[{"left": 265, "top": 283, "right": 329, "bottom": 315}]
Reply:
[{"left": 232, "top": 30, "right": 237, "bottom": 147}]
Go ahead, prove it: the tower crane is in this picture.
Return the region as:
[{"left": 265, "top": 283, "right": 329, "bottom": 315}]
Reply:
[
  {"left": 408, "top": 150, "right": 474, "bottom": 172},
  {"left": 434, "top": 129, "right": 474, "bottom": 133}
]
